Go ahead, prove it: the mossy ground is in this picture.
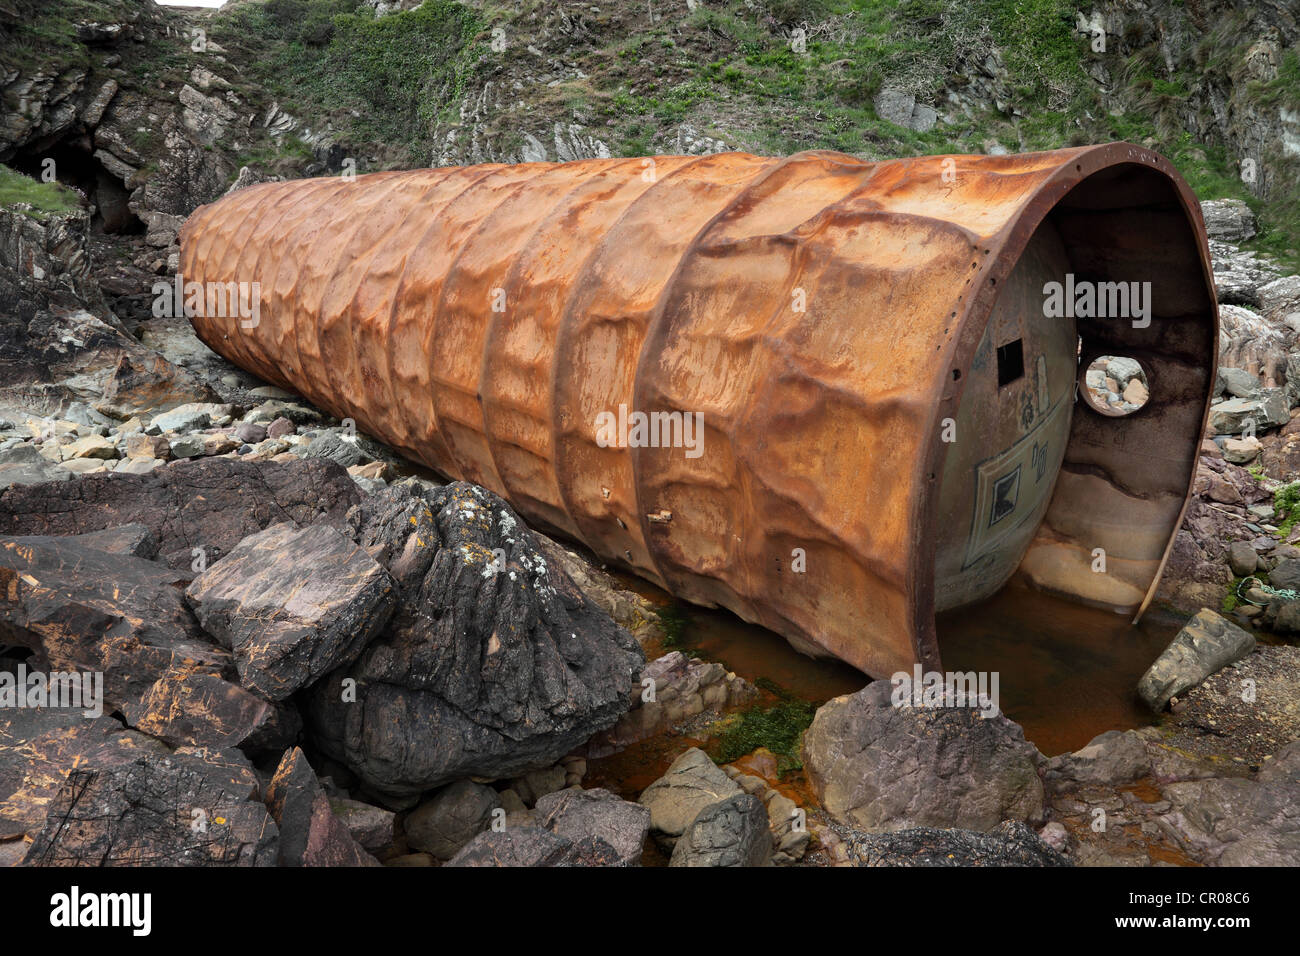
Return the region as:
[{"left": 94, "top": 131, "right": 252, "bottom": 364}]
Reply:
[{"left": 0, "top": 164, "right": 83, "bottom": 219}]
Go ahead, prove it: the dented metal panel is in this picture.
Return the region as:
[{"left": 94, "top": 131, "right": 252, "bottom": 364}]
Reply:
[{"left": 179, "top": 143, "right": 1218, "bottom": 678}]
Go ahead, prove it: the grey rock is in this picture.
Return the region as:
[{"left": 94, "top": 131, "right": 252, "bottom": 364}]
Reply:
[
  {"left": 1228, "top": 540, "right": 1260, "bottom": 576},
  {"left": 445, "top": 826, "right": 572, "bottom": 867},
  {"left": 404, "top": 780, "right": 500, "bottom": 859},
  {"left": 1045, "top": 730, "right": 1151, "bottom": 785},
  {"left": 1208, "top": 391, "right": 1290, "bottom": 434},
  {"left": 23, "top": 748, "right": 279, "bottom": 867},
  {"left": 1216, "top": 366, "right": 1261, "bottom": 399},
  {"left": 1200, "top": 199, "right": 1257, "bottom": 242},
  {"left": 669, "top": 793, "right": 773, "bottom": 867},
  {"left": 169, "top": 434, "right": 206, "bottom": 458},
  {"left": 0, "top": 457, "right": 361, "bottom": 572},
  {"left": 803, "top": 680, "right": 1045, "bottom": 832},
  {"left": 1162, "top": 741, "right": 1300, "bottom": 866},
  {"left": 186, "top": 522, "right": 397, "bottom": 701},
  {"left": 330, "top": 798, "right": 396, "bottom": 854},
  {"left": 536, "top": 787, "right": 651, "bottom": 866},
  {"left": 638, "top": 747, "right": 741, "bottom": 841},
  {"left": 151, "top": 403, "right": 228, "bottom": 433},
  {"left": 304, "top": 433, "right": 363, "bottom": 468},
  {"left": 1137, "top": 609, "right": 1256, "bottom": 711},
  {"left": 0, "top": 443, "right": 71, "bottom": 488},
  {"left": 1269, "top": 557, "right": 1300, "bottom": 591}
]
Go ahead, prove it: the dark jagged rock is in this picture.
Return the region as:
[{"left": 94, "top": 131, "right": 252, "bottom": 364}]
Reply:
[
  {"left": 0, "top": 707, "right": 165, "bottom": 861},
  {"left": 346, "top": 484, "right": 439, "bottom": 591},
  {"left": 308, "top": 482, "right": 643, "bottom": 797},
  {"left": 536, "top": 787, "right": 651, "bottom": 866},
  {"left": 186, "top": 522, "right": 396, "bottom": 701},
  {"left": 23, "top": 747, "right": 279, "bottom": 867},
  {"left": 0, "top": 533, "right": 229, "bottom": 712},
  {"left": 803, "top": 680, "right": 1045, "bottom": 832},
  {"left": 265, "top": 747, "right": 378, "bottom": 867},
  {"left": 669, "top": 792, "right": 773, "bottom": 868},
  {"left": 122, "top": 664, "right": 300, "bottom": 753},
  {"left": 0, "top": 457, "right": 362, "bottom": 569},
  {"left": 446, "top": 826, "right": 571, "bottom": 867},
  {"left": 842, "top": 821, "right": 1071, "bottom": 866}
]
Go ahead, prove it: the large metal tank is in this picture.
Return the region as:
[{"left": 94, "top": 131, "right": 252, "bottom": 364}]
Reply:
[{"left": 179, "top": 143, "right": 1218, "bottom": 678}]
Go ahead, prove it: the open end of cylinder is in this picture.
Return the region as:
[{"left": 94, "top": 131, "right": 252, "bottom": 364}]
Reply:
[{"left": 933, "top": 160, "right": 1216, "bottom": 633}]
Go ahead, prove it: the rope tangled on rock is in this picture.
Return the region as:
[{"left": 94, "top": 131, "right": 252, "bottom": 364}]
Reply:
[{"left": 1237, "top": 576, "right": 1300, "bottom": 606}]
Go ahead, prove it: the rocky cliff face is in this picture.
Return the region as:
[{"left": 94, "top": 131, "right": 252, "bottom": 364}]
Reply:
[{"left": 2, "top": 1, "right": 1298, "bottom": 266}]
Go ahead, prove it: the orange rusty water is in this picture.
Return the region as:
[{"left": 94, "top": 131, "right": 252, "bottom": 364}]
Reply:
[
  {"left": 615, "top": 572, "right": 1183, "bottom": 758},
  {"left": 937, "top": 583, "right": 1182, "bottom": 755}
]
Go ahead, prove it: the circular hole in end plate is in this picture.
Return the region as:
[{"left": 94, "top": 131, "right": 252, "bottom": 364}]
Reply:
[{"left": 1081, "top": 355, "right": 1149, "bottom": 416}]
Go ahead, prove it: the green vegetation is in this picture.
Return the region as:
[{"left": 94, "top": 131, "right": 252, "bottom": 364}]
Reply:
[
  {"left": 655, "top": 603, "right": 690, "bottom": 649},
  {"left": 215, "top": 0, "right": 484, "bottom": 164},
  {"left": 1275, "top": 482, "right": 1300, "bottom": 537},
  {"left": 0, "top": 165, "right": 83, "bottom": 219},
  {"left": 711, "top": 697, "right": 816, "bottom": 774},
  {"left": 1222, "top": 576, "right": 1242, "bottom": 614}
]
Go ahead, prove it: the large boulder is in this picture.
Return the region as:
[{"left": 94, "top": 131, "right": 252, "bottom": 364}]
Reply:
[
  {"left": 1137, "top": 609, "right": 1256, "bottom": 712},
  {"left": 637, "top": 747, "right": 742, "bottom": 844},
  {"left": 536, "top": 787, "right": 651, "bottom": 866},
  {"left": 22, "top": 747, "right": 279, "bottom": 866},
  {"left": 803, "top": 680, "right": 1045, "bottom": 832},
  {"left": 265, "top": 748, "right": 378, "bottom": 867},
  {"left": 669, "top": 793, "right": 773, "bottom": 867},
  {"left": 0, "top": 457, "right": 361, "bottom": 569},
  {"left": 307, "top": 483, "right": 642, "bottom": 797},
  {"left": 186, "top": 522, "right": 397, "bottom": 701}
]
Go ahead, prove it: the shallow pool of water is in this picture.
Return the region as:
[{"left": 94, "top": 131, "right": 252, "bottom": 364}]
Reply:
[{"left": 614, "top": 573, "right": 1184, "bottom": 757}]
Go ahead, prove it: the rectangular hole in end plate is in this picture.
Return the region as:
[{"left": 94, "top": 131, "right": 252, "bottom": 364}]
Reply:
[{"left": 997, "top": 338, "right": 1024, "bottom": 387}]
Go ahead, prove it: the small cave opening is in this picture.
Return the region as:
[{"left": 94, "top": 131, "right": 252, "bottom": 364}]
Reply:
[{"left": 8, "top": 136, "right": 144, "bottom": 235}]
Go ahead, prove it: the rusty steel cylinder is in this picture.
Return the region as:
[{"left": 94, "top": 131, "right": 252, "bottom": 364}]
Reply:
[{"left": 180, "top": 143, "right": 1218, "bottom": 678}]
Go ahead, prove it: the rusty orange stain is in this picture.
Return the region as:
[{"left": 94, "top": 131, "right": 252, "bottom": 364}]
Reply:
[{"left": 180, "top": 145, "right": 1217, "bottom": 677}]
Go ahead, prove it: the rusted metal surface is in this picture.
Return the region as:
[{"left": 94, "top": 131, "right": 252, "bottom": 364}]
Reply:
[{"left": 179, "top": 143, "right": 1218, "bottom": 678}]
